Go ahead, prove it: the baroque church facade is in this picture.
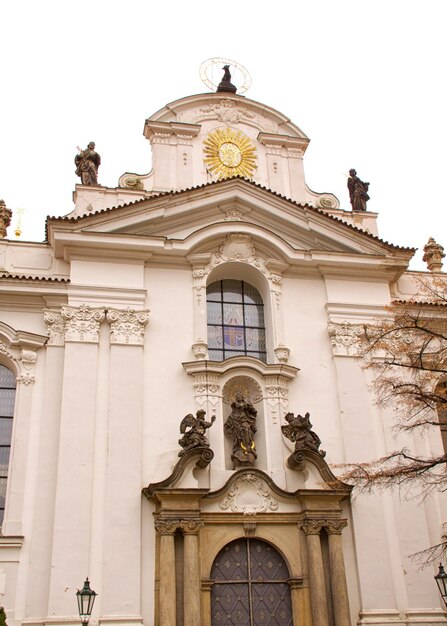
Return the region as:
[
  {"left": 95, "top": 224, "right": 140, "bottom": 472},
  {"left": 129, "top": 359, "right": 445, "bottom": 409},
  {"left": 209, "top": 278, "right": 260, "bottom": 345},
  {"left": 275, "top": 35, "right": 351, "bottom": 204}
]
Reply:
[{"left": 0, "top": 78, "right": 446, "bottom": 626}]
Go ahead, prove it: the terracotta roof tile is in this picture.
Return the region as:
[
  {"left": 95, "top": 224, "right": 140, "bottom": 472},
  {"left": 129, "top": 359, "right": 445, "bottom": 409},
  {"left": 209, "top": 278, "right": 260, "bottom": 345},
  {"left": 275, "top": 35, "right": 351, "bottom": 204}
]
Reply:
[{"left": 45, "top": 177, "right": 416, "bottom": 253}]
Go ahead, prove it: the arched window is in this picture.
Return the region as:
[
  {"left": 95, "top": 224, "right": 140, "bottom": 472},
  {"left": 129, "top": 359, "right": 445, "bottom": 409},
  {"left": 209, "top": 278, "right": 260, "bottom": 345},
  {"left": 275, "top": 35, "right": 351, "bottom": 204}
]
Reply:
[
  {"left": 0, "top": 365, "right": 16, "bottom": 525},
  {"left": 207, "top": 280, "right": 266, "bottom": 362},
  {"left": 211, "top": 538, "right": 293, "bottom": 626}
]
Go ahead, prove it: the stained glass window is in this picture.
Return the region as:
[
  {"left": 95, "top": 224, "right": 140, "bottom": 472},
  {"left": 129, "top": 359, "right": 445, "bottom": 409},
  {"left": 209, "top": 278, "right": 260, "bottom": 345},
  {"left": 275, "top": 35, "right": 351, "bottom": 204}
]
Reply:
[
  {"left": 207, "top": 280, "right": 266, "bottom": 362},
  {"left": 211, "top": 538, "right": 293, "bottom": 626},
  {"left": 0, "top": 365, "right": 15, "bottom": 525}
]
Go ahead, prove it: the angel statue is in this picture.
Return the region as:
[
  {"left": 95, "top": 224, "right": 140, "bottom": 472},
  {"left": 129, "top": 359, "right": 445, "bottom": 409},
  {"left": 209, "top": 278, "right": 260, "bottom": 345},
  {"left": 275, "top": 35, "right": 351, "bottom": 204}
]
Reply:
[
  {"left": 224, "top": 393, "right": 258, "bottom": 468},
  {"left": 281, "top": 411, "right": 326, "bottom": 457},
  {"left": 178, "top": 410, "right": 216, "bottom": 456}
]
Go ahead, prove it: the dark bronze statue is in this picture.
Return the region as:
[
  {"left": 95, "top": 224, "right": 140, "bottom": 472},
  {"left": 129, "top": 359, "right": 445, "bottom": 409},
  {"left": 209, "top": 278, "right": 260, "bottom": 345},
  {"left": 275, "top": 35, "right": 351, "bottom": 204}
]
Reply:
[
  {"left": 224, "top": 393, "right": 257, "bottom": 467},
  {"left": 178, "top": 410, "right": 215, "bottom": 456},
  {"left": 75, "top": 142, "right": 101, "bottom": 186},
  {"left": 281, "top": 411, "right": 325, "bottom": 457},
  {"left": 347, "top": 168, "right": 369, "bottom": 212},
  {"left": 216, "top": 65, "right": 237, "bottom": 94}
]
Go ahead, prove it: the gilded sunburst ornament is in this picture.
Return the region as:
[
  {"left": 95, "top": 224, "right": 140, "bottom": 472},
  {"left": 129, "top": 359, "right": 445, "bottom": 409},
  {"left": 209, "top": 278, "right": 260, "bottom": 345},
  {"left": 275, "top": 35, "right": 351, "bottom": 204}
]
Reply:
[{"left": 203, "top": 128, "right": 257, "bottom": 179}]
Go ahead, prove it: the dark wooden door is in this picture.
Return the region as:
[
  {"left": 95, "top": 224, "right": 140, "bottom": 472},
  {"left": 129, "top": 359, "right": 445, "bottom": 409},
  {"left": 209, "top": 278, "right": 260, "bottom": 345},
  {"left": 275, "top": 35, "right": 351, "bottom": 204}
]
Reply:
[{"left": 211, "top": 538, "right": 293, "bottom": 626}]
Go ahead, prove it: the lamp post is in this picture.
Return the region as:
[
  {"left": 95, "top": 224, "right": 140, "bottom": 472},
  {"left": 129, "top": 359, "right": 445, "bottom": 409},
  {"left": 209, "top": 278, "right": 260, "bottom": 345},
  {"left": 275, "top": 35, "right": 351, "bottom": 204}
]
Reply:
[
  {"left": 76, "top": 578, "right": 97, "bottom": 626},
  {"left": 435, "top": 564, "right": 447, "bottom": 608}
]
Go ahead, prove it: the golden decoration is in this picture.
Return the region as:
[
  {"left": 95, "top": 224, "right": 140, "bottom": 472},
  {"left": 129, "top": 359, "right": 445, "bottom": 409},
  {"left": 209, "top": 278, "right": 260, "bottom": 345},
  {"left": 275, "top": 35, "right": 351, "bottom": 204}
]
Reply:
[{"left": 203, "top": 128, "right": 257, "bottom": 179}]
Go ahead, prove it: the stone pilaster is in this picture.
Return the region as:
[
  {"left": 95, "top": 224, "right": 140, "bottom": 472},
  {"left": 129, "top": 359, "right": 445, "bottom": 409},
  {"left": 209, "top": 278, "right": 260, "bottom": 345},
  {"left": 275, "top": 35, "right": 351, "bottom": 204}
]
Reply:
[
  {"left": 325, "top": 520, "right": 351, "bottom": 626},
  {"left": 155, "top": 520, "right": 177, "bottom": 626},
  {"left": 301, "top": 520, "right": 329, "bottom": 626},
  {"left": 47, "top": 305, "right": 105, "bottom": 615},
  {"left": 101, "top": 309, "right": 148, "bottom": 618},
  {"left": 182, "top": 520, "right": 204, "bottom": 626}
]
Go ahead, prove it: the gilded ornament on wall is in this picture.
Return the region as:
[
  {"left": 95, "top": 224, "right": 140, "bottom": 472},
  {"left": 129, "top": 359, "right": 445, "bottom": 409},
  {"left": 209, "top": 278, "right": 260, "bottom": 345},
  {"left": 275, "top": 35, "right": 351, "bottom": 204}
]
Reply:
[{"left": 203, "top": 128, "right": 257, "bottom": 179}]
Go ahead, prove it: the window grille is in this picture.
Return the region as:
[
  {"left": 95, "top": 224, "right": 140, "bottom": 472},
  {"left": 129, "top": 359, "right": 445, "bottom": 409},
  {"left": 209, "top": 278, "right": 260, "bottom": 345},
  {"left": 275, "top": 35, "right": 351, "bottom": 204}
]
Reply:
[
  {"left": 207, "top": 280, "right": 266, "bottom": 362},
  {"left": 0, "top": 365, "right": 16, "bottom": 525}
]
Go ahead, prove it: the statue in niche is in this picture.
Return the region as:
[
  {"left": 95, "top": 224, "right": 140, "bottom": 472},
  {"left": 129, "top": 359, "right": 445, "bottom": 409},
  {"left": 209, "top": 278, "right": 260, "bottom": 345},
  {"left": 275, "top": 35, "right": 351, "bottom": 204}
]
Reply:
[
  {"left": 347, "top": 168, "right": 370, "bottom": 212},
  {"left": 224, "top": 393, "right": 257, "bottom": 467},
  {"left": 75, "top": 142, "right": 101, "bottom": 186},
  {"left": 281, "top": 411, "right": 326, "bottom": 457},
  {"left": 216, "top": 65, "right": 237, "bottom": 94},
  {"left": 178, "top": 410, "right": 216, "bottom": 456}
]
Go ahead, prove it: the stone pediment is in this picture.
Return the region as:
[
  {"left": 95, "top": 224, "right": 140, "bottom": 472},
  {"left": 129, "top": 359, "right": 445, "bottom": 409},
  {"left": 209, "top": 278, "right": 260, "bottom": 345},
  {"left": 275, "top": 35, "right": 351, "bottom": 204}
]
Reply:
[{"left": 48, "top": 179, "right": 414, "bottom": 275}]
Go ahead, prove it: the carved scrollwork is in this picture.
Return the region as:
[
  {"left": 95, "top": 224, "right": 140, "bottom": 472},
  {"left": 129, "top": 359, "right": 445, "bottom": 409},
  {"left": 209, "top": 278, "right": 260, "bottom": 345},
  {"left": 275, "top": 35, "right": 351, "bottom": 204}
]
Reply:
[
  {"left": 218, "top": 473, "right": 279, "bottom": 513},
  {"left": 300, "top": 520, "right": 325, "bottom": 535},
  {"left": 324, "top": 519, "right": 348, "bottom": 535},
  {"left": 17, "top": 349, "right": 37, "bottom": 386},
  {"left": 328, "top": 321, "right": 365, "bottom": 356},
  {"left": 106, "top": 308, "right": 150, "bottom": 345},
  {"left": 154, "top": 518, "right": 204, "bottom": 535},
  {"left": 44, "top": 309, "right": 65, "bottom": 346},
  {"left": 62, "top": 305, "right": 106, "bottom": 343}
]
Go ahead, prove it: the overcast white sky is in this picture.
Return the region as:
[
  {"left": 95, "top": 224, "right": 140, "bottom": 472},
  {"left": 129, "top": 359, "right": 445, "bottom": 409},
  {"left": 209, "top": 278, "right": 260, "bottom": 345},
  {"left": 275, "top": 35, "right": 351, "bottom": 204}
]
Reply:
[{"left": 1, "top": 1, "right": 445, "bottom": 270}]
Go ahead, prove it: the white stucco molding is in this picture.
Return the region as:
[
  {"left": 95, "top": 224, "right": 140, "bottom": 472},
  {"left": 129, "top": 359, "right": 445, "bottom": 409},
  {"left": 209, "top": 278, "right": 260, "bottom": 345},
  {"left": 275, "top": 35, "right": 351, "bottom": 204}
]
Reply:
[
  {"left": 183, "top": 356, "right": 299, "bottom": 427},
  {"left": 187, "top": 232, "right": 291, "bottom": 363},
  {"left": 61, "top": 304, "right": 106, "bottom": 343},
  {"left": 106, "top": 308, "right": 150, "bottom": 345},
  {"left": 44, "top": 309, "right": 65, "bottom": 346},
  {"left": 0, "top": 321, "right": 47, "bottom": 384},
  {"left": 327, "top": 320, "right": 366, "bottom": 357}
]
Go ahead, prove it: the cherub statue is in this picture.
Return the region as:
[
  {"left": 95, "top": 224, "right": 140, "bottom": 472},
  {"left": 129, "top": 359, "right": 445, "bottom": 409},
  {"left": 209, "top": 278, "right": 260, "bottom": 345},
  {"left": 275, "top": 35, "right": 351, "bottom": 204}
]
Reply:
[
  {"left": 178, "top": 410, "right": 216, "bottom": 456},
  {"left": 281, "top": 411, "right": 325, "bottom": 456}
]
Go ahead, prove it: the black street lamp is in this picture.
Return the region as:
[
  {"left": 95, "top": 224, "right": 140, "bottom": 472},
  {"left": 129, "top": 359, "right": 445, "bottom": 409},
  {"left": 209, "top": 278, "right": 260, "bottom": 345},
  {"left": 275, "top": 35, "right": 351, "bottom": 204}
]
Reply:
[
  {"left": 76, "top": 578, "right": 97, "bottom": 626},
  {"left": 435, "top": 564, "right": 447, "bottom": 608}
]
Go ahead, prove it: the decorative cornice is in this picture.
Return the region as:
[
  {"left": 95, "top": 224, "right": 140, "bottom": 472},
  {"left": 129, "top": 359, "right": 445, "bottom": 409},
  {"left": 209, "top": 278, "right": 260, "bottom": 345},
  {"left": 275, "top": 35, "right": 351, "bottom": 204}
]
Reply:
[
  {"left": 62, "top": 305, "right": 105, "bottom": 343},
  {"left": 106, "top": 308, "right": 149, "bottom": 345}
]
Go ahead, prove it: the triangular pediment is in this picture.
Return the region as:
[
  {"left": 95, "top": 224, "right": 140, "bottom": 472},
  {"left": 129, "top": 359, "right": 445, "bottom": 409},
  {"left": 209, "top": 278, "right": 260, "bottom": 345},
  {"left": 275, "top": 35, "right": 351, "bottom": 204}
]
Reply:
[{"left": 47, "top": 179, "right": 414, "bottom": 273}]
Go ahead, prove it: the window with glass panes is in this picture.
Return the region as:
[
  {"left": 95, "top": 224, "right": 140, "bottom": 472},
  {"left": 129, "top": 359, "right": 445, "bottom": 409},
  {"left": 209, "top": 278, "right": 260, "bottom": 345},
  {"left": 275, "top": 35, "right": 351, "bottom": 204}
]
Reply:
[
  {"left": 207, "top": 280, "right": 266, "bottom": 362},
  {"left": 0, "top": 365, "right": 16, "bottom": 525}
]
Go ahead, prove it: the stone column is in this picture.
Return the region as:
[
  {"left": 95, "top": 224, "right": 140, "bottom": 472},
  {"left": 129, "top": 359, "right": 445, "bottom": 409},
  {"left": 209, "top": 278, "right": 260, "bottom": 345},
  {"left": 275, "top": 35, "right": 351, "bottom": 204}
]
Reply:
[
  {"left": 325, "top": 520, "right": 351, "bottom": 626},
  {"left": 155, "top": 520, "right": 177, "bottom": 626},
  {"left": 301, "top": 520, "right": 329, "bottom": 626},
  {"left": 182, "top": 520, "right": 204, "bottom": 626}
]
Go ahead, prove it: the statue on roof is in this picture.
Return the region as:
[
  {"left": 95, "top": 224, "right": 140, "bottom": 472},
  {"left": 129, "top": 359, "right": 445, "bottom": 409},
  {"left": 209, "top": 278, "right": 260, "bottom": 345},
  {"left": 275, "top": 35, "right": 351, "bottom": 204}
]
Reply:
[
  {"left": 347, "top": 168, "right": 370, "bottom": 212},
  {"left": 75, "top": 142, "right": 101, "bottom": 186},
  {"left": 178, "top": 410, "right": 216, "bottom": 456},
  {"left": 281, "top": 411, "right": 326, "bottom": 457},
  {"left": 216, "top": 65, "right": 237, "bottom": 94}
]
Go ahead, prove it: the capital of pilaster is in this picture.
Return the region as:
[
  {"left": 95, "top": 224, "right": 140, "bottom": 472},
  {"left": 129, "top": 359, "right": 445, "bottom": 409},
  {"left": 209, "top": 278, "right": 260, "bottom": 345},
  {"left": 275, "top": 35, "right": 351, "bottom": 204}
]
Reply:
[
  {"left": 62, "top": 305, "right": 105, "bottom": 343},
  {"left": 300, "top": 520, "right": 325, "bottom": 535},
  {"left": 324, "top": 519, "right": 348, "bottom": 535},
  {"left": 154, "top": 519, "right": 179, "bottom": 535},
  {"left": 154, "top": 517, "right": 204, "bottom": 535},
  {"left": 328, "top": 320, "right": 365, "bottom": 356},
  {"left": 44, "top": 309, "right": 66, "bottom": 346},
  {"left": 179, "top": 519, "right": 204, "bottom": 535},
  {"left": 106, "top": 308, "right": 150, "bottom": 345}
]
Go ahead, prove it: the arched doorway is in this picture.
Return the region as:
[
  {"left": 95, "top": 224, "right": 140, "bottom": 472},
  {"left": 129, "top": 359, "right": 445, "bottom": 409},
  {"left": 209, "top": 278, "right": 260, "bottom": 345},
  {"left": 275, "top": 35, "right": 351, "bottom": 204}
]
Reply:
[{"left": 211, "top": 538, "right": 293, "bottom": 626}]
